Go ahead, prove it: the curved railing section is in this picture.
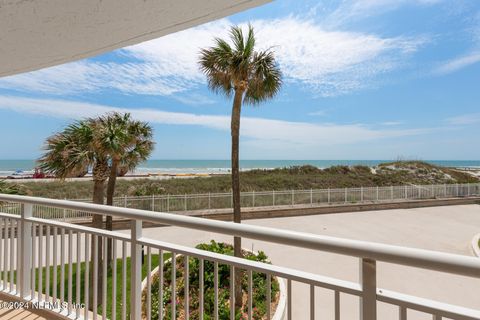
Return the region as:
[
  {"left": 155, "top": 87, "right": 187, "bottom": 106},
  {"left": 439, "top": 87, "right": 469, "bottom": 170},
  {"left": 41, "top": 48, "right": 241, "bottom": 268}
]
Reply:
[{"left": 0, "top": 194, "right": 479, "bottom": 320}]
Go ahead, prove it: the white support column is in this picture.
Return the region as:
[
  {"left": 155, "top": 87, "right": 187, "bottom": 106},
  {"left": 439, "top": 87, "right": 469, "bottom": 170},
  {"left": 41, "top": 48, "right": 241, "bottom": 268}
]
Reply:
[
  {"left": 130, "top": 220, "right": 142, "bottom": 320},
  {"left": 20, "top": 203, "right": 32, "bottom": 299},
  {"left": 360, "top": 258, "right": 377, "bottom": 320}
]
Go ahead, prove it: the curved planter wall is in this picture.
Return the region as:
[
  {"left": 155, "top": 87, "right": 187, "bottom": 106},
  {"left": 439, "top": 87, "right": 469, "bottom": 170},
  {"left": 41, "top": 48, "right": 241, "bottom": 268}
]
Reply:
[
  {"left": 472, "top": 233, "right": 480, "bottom": 258},
  {"left": 141, "top": 252, "right": 287, "bottom": 320}
]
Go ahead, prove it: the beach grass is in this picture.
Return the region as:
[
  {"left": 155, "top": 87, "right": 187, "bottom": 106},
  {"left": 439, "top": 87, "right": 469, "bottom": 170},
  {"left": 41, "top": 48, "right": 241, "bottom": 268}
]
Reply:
[{"left": 13, "top": 162, "right": 478, "bottom": 200}]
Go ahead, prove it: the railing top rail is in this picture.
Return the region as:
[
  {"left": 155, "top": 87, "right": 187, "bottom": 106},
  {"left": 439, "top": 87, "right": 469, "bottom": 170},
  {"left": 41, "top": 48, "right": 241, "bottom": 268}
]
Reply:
[{"left": 1, "top": 193, "right": 479, "bottom": 278}]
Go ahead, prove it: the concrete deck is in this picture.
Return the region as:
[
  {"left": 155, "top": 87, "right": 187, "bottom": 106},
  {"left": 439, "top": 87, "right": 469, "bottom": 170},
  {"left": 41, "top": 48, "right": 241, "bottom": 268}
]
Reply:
[{"left": 138, "top": 204, "right": 480, "bottom": 319}]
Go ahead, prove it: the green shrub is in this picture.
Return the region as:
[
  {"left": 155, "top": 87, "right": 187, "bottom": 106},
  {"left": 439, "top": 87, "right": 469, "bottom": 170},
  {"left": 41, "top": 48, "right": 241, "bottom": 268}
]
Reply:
[{"left": 146, "top": 240, "right": 279, "bottom": 320}]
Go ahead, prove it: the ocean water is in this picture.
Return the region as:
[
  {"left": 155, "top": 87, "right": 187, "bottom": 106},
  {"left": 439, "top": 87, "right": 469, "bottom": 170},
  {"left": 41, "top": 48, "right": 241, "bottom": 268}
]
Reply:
[{"left": 0, "top": 159, "right": 480, "bottom": 176}]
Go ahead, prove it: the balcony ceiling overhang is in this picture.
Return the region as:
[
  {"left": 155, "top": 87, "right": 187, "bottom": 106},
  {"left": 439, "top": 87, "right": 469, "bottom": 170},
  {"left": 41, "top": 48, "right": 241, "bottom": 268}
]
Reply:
[{"left": 0, "top": 0, "right": 269, "bottom": 78}]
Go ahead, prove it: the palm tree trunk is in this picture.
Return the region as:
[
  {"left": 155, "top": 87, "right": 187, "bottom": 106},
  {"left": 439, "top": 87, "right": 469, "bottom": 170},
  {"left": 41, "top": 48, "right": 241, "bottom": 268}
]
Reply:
[
  {"left": 90, "top": 160, "right": 107, "bottom": 310},
  {"left": 105, "top": 159, "right": 119, "bottom": 269},
  {"left": 231, "top": 88, "right": 243, "bottom": 308}
]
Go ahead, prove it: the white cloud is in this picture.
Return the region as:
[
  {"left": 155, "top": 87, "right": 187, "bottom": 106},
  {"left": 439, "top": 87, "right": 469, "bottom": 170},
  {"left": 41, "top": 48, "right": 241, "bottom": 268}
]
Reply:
[
  {"left": 433, "top": 52, "right": 480, "bottom": 75},
  {"left": 0, "top": 95, "right": 430, "bottom": 147},
  {"left": 0, "top": 15, "right": 425, "bottom": 97},
  {"left": 324, "top": 0, "right": 443, "bottom": 27},
  {"left": 446, "top": 113, "right": 480, "bottom": 125},
  {"left": 381, "top": 121, "right": 403, "bottom": 126}
]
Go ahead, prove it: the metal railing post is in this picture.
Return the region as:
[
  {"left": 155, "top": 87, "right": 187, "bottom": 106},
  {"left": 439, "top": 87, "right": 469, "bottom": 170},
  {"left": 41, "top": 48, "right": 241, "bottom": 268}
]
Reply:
[
  {"left": 208, "top": 193, "right": 211, "bottom": 209},
  {"left": 152, "top": 194, "right": 155, "bottom": 211},
  {"left": 344, "top": 188, "right": 347, "bottom": 203},
  {"left": 326, "top": 188, "right": 329, "bottom": 204},
  {"left": 360, "top": 258, "right": 377, "bottom": 320},
  {"left": 361, "top": 187, "right": 363, "bottom": 202},
  {"left": 376, "top": 186, "right": 379, "bottom": 202},
  {"left": 391, "top": 186, "right": 394, "bottom": 200},
  {"left": 404, "top": 185, "right": 407, "bottom": 199},
  {"left": 167, "top": 194, "right": 170, "bottom": 212},
  {"left": 185, "top": 194, "right": 187, "bottom": 211},
  {"left": 291, "top": 190, "right": 294, "bottom": 205},
  {"left": 456, "top": 184, "right": 459, "bottom": 197},
  {"left": 252, "top": 190, "right": 255, "bottom": 207},
  {"left": 124, "top": 195, "right": 127, "bottom": 208},
  {"left": 130, "top": 220, "right": 142, "bottom": 320},
  {"left": 273, "top": 190, "right": 275, "bottom": 206},
  {"left": 20, "top": 203, "right": 32, "bottom": 299}
]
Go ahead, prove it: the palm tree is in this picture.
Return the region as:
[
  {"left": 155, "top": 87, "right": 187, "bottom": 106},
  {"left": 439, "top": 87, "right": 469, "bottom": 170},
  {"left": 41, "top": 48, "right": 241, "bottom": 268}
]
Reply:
[
  {"left": 95, "top": 112, "right": 154, "bottom": 265},
  {"left": 38, "top": 119, "right": 109, "bottom": 308},
  {"left": 199, "top": 24, "right": 282, "bottom": 307}
]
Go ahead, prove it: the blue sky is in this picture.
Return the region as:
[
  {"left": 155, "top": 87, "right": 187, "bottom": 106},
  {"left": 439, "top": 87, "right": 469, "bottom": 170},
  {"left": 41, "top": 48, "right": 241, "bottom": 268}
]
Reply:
[{"left": 0, "top": 0, "right": 479, "bottom": 160}]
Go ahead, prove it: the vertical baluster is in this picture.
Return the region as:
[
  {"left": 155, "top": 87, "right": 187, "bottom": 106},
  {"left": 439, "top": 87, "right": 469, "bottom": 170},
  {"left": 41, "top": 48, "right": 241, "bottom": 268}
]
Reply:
[
  {"left": 60, "top": 228, "right": 65, "bottom": 302},
  {"left": 45, "top": 225, "right": 50, "bottom": 301},
  {"left": 334, "top": 291, "right": 340, "bottom": 320},
  {"left": 102, "top": 236, "right": 107, "bottom": 320},
  {"left": 68, "top": 230, "right": 73, "bottom": 314},
  {"left": 158, "top": 249, "right": 164, "bottom": 320},
  {"left": 3, "top": 219, "right": 10, "bottom": 291},
  {"left": 230, "top": 266, "right": 235, "bottom": 320},
  {"left": 31, "top": 223, "right": 36, "bottom": 299},
  {"left": 112, "top": 239, "right": 117, "bottom": 320},
  {"left": 122, "top": 241, "right": 127, "bottom": 320},
  {"left": 76, "top": 232, "right": 81, "bottom": 319},
  {"left": 185, "top": 255, "right": 189, "bottom": 320},
  {"left": 214, "top": 261, "right": 218, "bottom": 320},
  {"left": 84, "top": 233, "right": 90, "bottom": 320},
  {"left": 38, "top": 224, "right": 43, "bottom": 299},
  {"left": 399, "top": 306, "right": 407, "bottom": 320},
  {"left": 310, "top": 284, "right": 315, "bottom": 320},
  {"left": 146, "top": 247, "right": 152, "bottom": 320},
  {"left": 248, "top": 270, "right": 253, "bottom": 320},
  {"left": 172, "top": 252, "right": 176, "bottom": 320},
  {"left": 10, "top": 219, "right": 16, "bottom": 292},
  {"left": 287, "top": 279, "right": 292, "bottom": 320},
  {"left": 266, "top": 274, "right": 271, "bottom": 320},
  {"left": 53, "top": 227, "right": 57, "bottom": 303},
  {"left": 0, "top": 218, "right": 3, "bottom": 290},
  {"left": 199, "top": 258, "right": 204, "bottom": 320},
  {"left": 93, "top": 235, "right": 98, "bottom": 320}
]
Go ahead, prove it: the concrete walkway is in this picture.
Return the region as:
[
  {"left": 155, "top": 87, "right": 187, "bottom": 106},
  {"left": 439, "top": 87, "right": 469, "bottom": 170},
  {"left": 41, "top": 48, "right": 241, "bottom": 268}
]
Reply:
[{"left": 138, "top": 204, "right": 480, "bottom": 319}]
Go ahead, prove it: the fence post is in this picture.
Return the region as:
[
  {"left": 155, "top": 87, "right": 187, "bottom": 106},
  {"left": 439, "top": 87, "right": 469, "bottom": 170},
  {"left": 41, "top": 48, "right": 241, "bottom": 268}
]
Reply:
[
  {"left": 404, "top": 185, "right": 407, "bottom": 199},
  {"left": 361, "top": 187, "right": 364, "bottom": 202},
  {"left": 20, "top": 203, "right": 32, "bottom": 299},
  {"left": 167, "top": 194, "right": 170, "bottom": 212},
  {"left": 291, "top": 190, "right": 294, "bottom": 205},
  {"left": 468, "top": 183, "right": 470, "bottom": 196},
  {"left": 273, "top": 190, "right": 275, "bottom": 206},
  {"left": 124, "top": 195, "right": 127, "bottom": 208},
  {"left": 130, "top": 220, "right": 142, "bottom": 320},
  {"left": 252, "top": 191, "right": 255, "bottom": 207},
  {"left": 444, "top": 184, "right": 447, "bottom": 197},
  {"left": 152, "top": 194, "right": 155, "bottom": 212},
  {"left": 360, "top": 258, "right": 377, "bottom": 320},
  {"left": 326, "top": 188, "right": 328, "bottom": 204},
  {"left": 185, "top": 194, "right": 187, "bottom": 211},
  {"left": 456, "top": 184, "right": 459, "bottom": 197},
  {"left": 208, "top": 193, "right": 211, "bottom": 209},
  {"left": 63, "top": 197, "right": 67, "bottom": 221},
  {"left": 344, "top": 188, "right": 347, "bottom": 203},
  {"left": 391, "top": 186, "right": 394, "bottom": 200},
  {"left": 376, "top": 186, "right": 379, "bottom": 202}
]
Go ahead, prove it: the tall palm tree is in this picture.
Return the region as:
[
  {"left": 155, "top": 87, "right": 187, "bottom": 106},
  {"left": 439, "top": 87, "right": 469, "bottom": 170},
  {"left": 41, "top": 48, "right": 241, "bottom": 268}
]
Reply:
[{"left": 199, "top": 24, "right": 282, "bottom": 307}]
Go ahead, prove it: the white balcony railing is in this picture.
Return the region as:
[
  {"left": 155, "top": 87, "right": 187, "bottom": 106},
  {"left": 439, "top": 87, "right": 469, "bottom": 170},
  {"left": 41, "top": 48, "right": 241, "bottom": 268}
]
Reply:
[{"left": 0, "top": 193, "right": 479, "bottom": 320}]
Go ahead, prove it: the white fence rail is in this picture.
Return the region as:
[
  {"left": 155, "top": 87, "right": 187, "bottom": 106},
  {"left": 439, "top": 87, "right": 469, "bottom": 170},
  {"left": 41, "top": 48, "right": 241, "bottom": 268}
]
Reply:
[
  {"left": 20, "top": 183, "right": 480, "bottom": 221},
  {"left": 0, "top": 194, "right": 479, "bottom": 320}
]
